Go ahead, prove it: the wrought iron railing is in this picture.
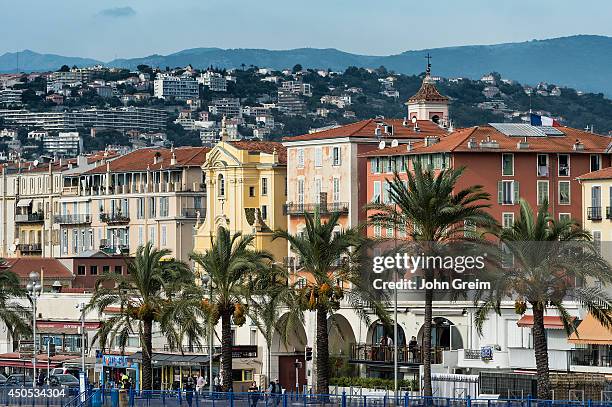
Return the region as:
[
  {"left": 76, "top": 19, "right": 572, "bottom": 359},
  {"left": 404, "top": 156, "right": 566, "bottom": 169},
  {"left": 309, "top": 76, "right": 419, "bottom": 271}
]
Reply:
[{"left": 283, "top": 202, "right": 349, "bottom": 215}]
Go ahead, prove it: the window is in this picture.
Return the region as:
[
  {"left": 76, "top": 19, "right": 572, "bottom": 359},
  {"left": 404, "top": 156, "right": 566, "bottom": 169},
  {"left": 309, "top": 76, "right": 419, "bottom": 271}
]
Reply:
[
  {"left": 159, "top": 197, "right": 169, "bottom": 217},
  {"left": 249, "top": 186, "right": 255, "bottom": 197},
  {"left": 374, "top": 225, "right": 381, "bottom": 237},
  {"left": 161, "top": 225, "right": 167, "bottom": 246},
  {"left": 332, "top": 146, "right": 341, "bottom": 166},
  {"left": 314, "top": 147, "right": 322, "bottom": 167},
  {"left": 90, "top": 265, "right": 98, "bottom": 275},
  {"left": 333, "top": 178, "right": 340, "bottom": 203},
  {"left": 297, "top": 179, "right": 304, "bottom": 204},
  {"left": 250, "top": 329, "right": 257, "bottom": 346},
  {"left": 537, "top": 181, "right": 549, "bottom": 205},
  {"left": 372, "top": 181, "right": 381, "bottom": 203},
  {"left": 77, "top": 265, "right": 86, "bottom": 276},
  {"left": 559, "top": 213, "right": 571, "bottom": 222},
  {"left": 297, "top": 148, "right": 304, "bottom": 168},
  {"left": 138, "top": 226, "right": 143, "bottom": 246},
  {"left": 261, "top": 178, "right": 268, "bottom": 195},
  {"left": 558, "top": 154, "right": 570, "bottom": 176},
  {"left": 72, "top": 229, "right": 79, "bottom": 253},
  {"left": 502, "top": 154, "right": 514, "bottom": 176},
  {"left": 370, "top": 158, "right": 381, "bottom": 174},
  {"left": 149, "top": 226, "right": 155, "bottom": 243},
  {"left": 537, "top": 154, "right": 549, "bottom": 176},
  {"left": 114, "top": 266, "right": 122, "bottom": 274},
  {"left": 386, "top": 226, "right": 393, "bottom": 238},
  {"left": 503, "top": 213, "right": 515, "bottom": 229},
  {"left": 314, "top": 178, "right": 322, "bottom": 201},
  {"left": 103, "top": 265, "right": 110, "bottom": 274},
  {"left": 592, "top": 186, "right": 602, "bottom": 207},
  {"left": 261, "top": 205, "right": 268, "bottom": 220},
  {"left": 559, "top": 181, "right": 571, "bottom": 204},
  {"left": 149, "top": 197, "right": 156, "bottom": 217},
  {"left": 386, "top": 157, "right": 393, "bottom": 173},
  {"left": 383, "top": 181, "right": 391, "bottom": 204},
  {"left": 62, "top": 230, "right": 68, "bottom": 254},
  {"left": 498, "top": 180, "right": 519, "bottom": 205},
  {"left": 218, "top": 174, "right": 225, "bottom": 197},
  {"left": 590, "top": 154, "right": 601, "bottom": 172}
]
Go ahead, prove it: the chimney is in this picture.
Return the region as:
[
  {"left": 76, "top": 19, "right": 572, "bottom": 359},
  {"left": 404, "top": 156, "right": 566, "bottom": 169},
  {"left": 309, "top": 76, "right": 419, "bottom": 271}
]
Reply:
[
  {"left": 517, "top": 136, "right": 530, "bottom": 149},
  {"left": 573, "top": 139, "right": 584, "bottom": 151}
]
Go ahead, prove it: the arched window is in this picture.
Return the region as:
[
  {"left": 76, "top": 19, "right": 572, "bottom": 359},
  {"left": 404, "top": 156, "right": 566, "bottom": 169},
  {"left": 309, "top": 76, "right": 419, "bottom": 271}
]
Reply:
[
  {"left": 431, "top": 115, "right": 440, "bottom": 124},
  {"left": 218, "top": 174, "right": 225, "bottom": 197}
]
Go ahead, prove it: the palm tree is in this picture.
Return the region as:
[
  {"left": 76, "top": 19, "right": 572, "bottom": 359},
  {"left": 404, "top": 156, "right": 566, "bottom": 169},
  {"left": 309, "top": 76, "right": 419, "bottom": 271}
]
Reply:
[
  {"left": 190, "top": 226, "right": 274, "bottom": 392},
  {"left": 368, "top": 162, "right": 496, "bottom": 397},
  {"left": 475, "top": 199, "right": 612, "bottom": 400},
  {"left": 0, "top": 260, "right": 31, "bottom": 341},
  {"left": 273, "top": 211, "right": 388, "bottom": 395},
  {"left": 88, "top": 243, "right": 192, "bottom": 390}
]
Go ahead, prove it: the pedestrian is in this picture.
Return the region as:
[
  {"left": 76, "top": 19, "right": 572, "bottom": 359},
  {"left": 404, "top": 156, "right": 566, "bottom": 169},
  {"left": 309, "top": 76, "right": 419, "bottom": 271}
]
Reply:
[
  {"left": 408, "top": 336, "right": 418, "bottom": 362},
  {"left": 213, "top": 374, "right": 220, "bottom": 392},
  {"left": 184, "top": 377, "right": 195, "bottom": 407},
  {"left": 196, "top": 374, "right": 205, "bottom": 393},
  {"left": 268, "top": 378, "right": 281, "bottom": 407},
  {"left": 248, "top": 381, "right": 260, "bottom": 407}
]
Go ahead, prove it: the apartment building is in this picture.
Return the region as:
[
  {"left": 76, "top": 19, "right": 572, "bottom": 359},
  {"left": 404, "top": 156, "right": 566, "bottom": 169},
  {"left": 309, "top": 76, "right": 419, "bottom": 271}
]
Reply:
[
  {"left": 197, "top": 71, "right": 228, "bottom": 92},
  {"left": 0, "top": 107, "right": 167, "bottom": 132},
  {"left": 58, "top": 147, "right": 208, "bottom": 261},
  {"left": 194, "top": 140, "right": 287, "bottom": 261},
  {"left": 0, "top": 88, "right": 22, "bottom": 107},
  {"left": 277, "top": 90, "right": 306, "bottom": 116},
  {"left": 153, "top": 74, "right": 199, "bottom": 101},
  {"left": 42, "top": 131, "right": 82, "bottom": 155},
  {"left": 281, "top": 80, "right": 312, "bottom": 97},
  {"left": 208, "top": 97, "right": 242, "bottom": 118}
]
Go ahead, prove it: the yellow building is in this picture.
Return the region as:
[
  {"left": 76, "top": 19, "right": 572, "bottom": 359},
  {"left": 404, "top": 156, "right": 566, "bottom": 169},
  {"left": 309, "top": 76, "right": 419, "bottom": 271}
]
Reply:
[
  {"left": 194, "top": 139, "right": 288, "bottom": 261},
  {"left": 578, "top": 167, "right": 612, "bottom": 264}
]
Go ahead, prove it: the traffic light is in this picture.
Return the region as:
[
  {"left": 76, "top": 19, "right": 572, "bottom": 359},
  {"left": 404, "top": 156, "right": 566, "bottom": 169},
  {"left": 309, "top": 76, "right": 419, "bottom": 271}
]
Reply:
[{"left": 305, "top": 346, "right": 313, "bottom": 361}]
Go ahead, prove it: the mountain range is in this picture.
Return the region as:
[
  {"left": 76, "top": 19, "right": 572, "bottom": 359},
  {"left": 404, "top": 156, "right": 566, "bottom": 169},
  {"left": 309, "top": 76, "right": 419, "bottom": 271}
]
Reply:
[{"left": 1, "top": 35, "right": 611, "bottom": 95}]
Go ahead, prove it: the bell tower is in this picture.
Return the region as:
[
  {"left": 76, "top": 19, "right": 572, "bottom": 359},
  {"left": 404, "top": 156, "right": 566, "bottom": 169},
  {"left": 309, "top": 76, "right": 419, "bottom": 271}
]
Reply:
[{"left": 406, "top": 55, "right": 449, "bottom": 125}]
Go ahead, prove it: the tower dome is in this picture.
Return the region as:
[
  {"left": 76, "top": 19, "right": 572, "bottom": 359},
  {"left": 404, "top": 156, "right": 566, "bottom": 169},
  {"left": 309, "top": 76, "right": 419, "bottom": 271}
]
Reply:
[{"left": 406, "top": 56, "right": 449, "bottom": 125}]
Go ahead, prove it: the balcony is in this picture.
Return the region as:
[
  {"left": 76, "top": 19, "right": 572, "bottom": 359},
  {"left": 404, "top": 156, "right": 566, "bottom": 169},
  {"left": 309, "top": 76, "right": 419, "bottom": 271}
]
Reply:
[
  {"left": 17, "top": 243, "right": 42, "bottom": 253},
  {"left": 100, "top": 213, "right": 130, "bottom": 224},
  {"left": 100, "top": 244, "right": 129, "bottom": 255},
  {"left": 15, "top": 212, "right": 44, "bottom": 223},
  {"left": 587, "top": 207, "right": 602, "bottom": 221},
  {"left": 350, "top": 343, "right": 443, "bottom": 365},
  {"left": 284, "top": 202, "right": 349, "bottom": 216},
  {"left": 54, "top": 214, "right": 91, "bottom": 225},
  {"left": 569, "top": 348, "right": 612, "bottom": 369},
  {"left": 181, "top": 207, "right": 204, "bottom": 219}
]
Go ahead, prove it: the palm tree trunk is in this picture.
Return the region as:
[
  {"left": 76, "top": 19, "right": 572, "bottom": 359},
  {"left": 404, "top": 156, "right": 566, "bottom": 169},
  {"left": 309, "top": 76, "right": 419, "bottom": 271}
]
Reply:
[
  {"left": 315, "top": 304, "right": 329, "bottom": 394},
  {"left": 532, "top": 303, "right": 551, "bottom": 400},
  {"left": 221, "top": 310, "right": 233, "bottom": 392},
  {"left": 142, "top": 318, "right": 153, "bottom": 390},
  {"left": 422, "top": 287, "right": 433, "bottom": 397}
]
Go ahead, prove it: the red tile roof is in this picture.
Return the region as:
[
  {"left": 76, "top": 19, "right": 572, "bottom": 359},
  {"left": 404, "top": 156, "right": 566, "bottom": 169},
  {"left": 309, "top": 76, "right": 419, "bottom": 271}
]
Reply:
[
  {"left": 407, "top": 75, "right": 449, "bottom": 103},
  {"left": 283, "top": 119, "right": 448, "bottom": 142},
  {"left": 360, "top": 125, "right": 612, "bottom": 157},
  {"left": 577, "top": 166, "right": 612, "bottom": 181},
  {"left": 86, "top": 146, "right": 209, "bottom": 174},
  {"left": 6, "top": 258, "right": 73, "bottom": 280},
  {"left": 228, "top": 141, "right": 287, "bottom": 164}
]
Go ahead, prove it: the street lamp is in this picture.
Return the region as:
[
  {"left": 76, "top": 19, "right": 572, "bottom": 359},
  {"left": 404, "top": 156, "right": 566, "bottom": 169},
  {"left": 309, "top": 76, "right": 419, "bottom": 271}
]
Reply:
[
  {"left": 26, "top": 271, "right": 42, "bottom": 388},
  {"left": 201, "top": 274, "right": 213, "bottom": 394}
]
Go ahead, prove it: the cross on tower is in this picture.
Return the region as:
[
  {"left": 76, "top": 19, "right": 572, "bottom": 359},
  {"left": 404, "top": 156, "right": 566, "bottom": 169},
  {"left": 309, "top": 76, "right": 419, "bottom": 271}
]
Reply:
[{"left": 425, "top": 53, "right": 432, "bottom": 74}]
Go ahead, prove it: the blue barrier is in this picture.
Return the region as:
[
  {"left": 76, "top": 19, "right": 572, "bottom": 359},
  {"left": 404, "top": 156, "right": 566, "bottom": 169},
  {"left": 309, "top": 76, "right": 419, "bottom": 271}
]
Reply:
[{"left": 59, "top": 390, "right": 611, "bottom": 407}]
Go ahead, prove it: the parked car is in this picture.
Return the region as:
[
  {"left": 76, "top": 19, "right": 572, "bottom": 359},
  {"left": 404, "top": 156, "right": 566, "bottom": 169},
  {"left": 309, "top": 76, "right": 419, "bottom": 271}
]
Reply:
[
  {"left": 49, "top": 374, "right": 79, "bottom": 389},
  {"left": 3, "top": 374, "right": 33, "bottom": 387},
  {"left": 51, "top": 367, "right": 81, "bottom": 378},
  {"left": 0, "top": 373, "right": 6, "bottom": 385}
]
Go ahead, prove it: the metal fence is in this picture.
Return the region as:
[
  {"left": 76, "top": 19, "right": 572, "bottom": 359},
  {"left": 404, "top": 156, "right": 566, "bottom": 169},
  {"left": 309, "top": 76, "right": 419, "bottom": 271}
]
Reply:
[{"left": 56, "top": 390, "right": 612, "bottom": 407}]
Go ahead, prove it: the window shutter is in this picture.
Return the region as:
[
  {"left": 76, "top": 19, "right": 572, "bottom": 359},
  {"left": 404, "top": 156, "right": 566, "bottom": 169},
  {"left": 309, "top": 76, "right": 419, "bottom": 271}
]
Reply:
[
  {"left": 497, "top": 181, "right": 503, "bottom": 204},
  {"left": 514, "top": 181, "right": 520, "bottom": 204}
]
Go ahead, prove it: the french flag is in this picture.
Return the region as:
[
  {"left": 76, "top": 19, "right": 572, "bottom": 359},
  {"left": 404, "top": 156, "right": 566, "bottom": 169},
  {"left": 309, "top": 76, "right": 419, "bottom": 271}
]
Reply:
[{"left": 530, "top": 113, "right": 560, "bottom": 127}]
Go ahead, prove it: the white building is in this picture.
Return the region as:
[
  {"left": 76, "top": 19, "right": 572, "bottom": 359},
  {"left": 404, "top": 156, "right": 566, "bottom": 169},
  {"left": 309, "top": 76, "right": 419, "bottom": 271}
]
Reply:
[
  {"left": 320, "top": 94, "right": 352, "bottom": 109},
  {"left": 197, "top": 72, "right": 228, "bottom": 92},
  {"left": 28, "top": 130, "right": 48, "bottom": 140},
  {"left": 281, "top": 81, "right": 312, "bottom": 97},
  {"left": 0, "top": 88, "right": 22, "bottom": 107},
  {"left": 43, "top": 132, "right": 82, "bottom": 155},
  {"left": 153, "top": 74, "right": 199, "bottom": 100},
  {"left": 208, "top": 98, "right": 242, "bottom": 118}
]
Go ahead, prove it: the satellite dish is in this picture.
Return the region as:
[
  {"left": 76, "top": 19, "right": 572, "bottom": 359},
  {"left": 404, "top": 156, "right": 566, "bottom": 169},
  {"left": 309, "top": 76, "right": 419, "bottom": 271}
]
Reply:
[
  {"left": 378, "top": 140, "right": 386, "bottom": 150},
  {"left": 391, "top": 139, "right": 398, "bottom": 148},
  {"left": 33, "top": 160, "right": 39, "bottom": 167},
  {"left": 411, "top": 117, "right": 417, "bottom": 124}
]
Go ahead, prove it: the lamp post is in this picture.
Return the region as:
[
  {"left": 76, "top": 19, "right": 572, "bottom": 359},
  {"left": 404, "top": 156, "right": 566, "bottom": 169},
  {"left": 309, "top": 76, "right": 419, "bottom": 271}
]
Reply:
[
  {"left": 26, "top": 271, "right": 42, "bottom": 388},
  {"left": 201, "top": 274, "right": 214, "bottom": 394}
]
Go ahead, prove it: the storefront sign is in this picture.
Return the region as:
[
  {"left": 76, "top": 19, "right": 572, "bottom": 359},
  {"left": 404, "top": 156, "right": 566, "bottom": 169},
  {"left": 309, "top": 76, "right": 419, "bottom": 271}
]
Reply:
[{"left": 102, "top": 355, "right": 129, "bottom": 367}]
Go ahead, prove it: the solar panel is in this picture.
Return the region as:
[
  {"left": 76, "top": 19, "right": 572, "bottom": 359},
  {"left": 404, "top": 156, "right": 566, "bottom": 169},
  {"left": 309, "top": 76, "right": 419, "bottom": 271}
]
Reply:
[{"left": 489, "top": 123, "right": 562, "bottom": 138}]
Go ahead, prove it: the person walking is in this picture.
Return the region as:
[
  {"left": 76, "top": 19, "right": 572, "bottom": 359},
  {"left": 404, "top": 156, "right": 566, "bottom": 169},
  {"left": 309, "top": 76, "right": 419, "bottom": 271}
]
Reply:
[
  {"left": 184, "top": 377, "right": 195, "bottom": 407},
  {"left": 196, "top": 374, "right": 205, "bottom": 394},
  {"left": 248, "top": 381, "right": 260, "bottom": 407}
]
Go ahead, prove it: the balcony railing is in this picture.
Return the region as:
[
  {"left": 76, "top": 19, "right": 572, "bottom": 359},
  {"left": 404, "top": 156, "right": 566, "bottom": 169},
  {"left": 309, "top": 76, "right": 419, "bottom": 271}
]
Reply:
[
  {"left": 181, "top": 207, "right": 204, "bottom": 219},
  {"left": 15, "top": 212, "right": 44, "bottom": 223},
  {"left": 100, "top": 244, "right": 129, "bottom": 255},
  {"left": 569, "top": 348, "right": 612, "bottom": 368},
  {"left": 587, "top": 207, "right": 602, "bottom": 220},
  {"left": 17, "top": 243, "right": 42, "bottom": 253},
  {"left": 350, "top": 343, "right": 443, "bottom": 365},
  {"left": 284, "top": 202, "right": 349, "bottom": 216},
  {"left": 100, "top": 213, "right": 130, "bottom": 224},
  {"left": 54, "top": 214, "right": 91, "bottom": 224}
]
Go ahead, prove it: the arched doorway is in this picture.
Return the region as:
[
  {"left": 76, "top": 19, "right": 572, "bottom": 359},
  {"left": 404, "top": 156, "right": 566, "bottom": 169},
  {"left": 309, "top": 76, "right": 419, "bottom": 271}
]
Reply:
[
  {"left": 328, "top": 314, "right": 357, "bottom": 377},
  {"left": 368, "top": 320, "right": 406, "bottom": 346},
  {"left": 417, "top": 317, "right": 463, "bottom": 350},
  {"left": 271, "top": 313, "right": 307, "bottom": 392}
]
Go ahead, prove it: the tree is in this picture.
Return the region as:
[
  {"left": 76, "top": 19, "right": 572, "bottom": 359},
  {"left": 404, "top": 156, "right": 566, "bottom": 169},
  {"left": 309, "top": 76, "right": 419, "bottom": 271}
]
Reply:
[
  {"left": 0, "top": 261, "right": 31, "bottom": 340},
  {"left": 292, "top": 64, "right": 303, "bottom": 74},
  {"left": 191, "top": 227, "right": 274, "bottom": 392},
  {"left": 368, "top": 162, "right": 496, "bottom": 397},
  {"left": 475, "top": 200, "right": 612, "bottom": 400},
  {"left": 58, "top": 65, "right": 70, "bottom": 72},
  {"left": 273, "top": 212, "right": 387, "bottom": 394},
  {"left": 87, "top": 243, "right": 193, "bottom": 390}
]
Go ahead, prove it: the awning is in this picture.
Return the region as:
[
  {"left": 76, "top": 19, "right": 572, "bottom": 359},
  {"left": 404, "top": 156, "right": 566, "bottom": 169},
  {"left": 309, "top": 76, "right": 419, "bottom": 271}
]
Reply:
[
  {"left": 568, "top": 313, "right": 612, "bottom": 345},
  {"left": 129, "top": 351, "right": 219, "bottom": 366},
  {"left": 17, "top": 199, "right": 32, "bottom": 207},
  {"left": 517, "top": 315, "right": 575, "bottom": 329}
]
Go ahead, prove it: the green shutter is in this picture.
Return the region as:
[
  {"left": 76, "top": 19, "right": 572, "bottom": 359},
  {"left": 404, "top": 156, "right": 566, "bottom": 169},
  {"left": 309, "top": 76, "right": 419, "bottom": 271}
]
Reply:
[
  {"left": 514, "top": 181, "right": 520, "bottom": 204},
  {"left": 497, "top": 181, "right": 503, "bottom": 204}
]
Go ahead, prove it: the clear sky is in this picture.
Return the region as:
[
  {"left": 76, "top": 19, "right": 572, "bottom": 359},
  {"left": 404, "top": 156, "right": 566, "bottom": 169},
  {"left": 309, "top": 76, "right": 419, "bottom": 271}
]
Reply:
[{"left": 1, "top": 0, "right": 611, "bottom": 61}]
